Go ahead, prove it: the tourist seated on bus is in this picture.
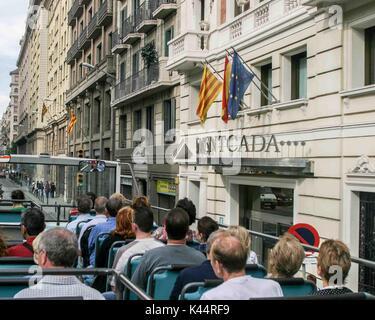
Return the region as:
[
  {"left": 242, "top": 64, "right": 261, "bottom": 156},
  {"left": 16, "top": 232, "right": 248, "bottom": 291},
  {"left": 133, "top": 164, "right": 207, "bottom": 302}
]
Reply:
[
  {"left": 314, "top": 239, "right": 353, "bottom": 296},
  {"left": 11, "top": 190, "right": 27, "bottom": 212},
  {"left": 196, "top": 216, "right": 219, "bottom": 254},
  {"left": 169, "top": 229, "right": 225, "bottom": 300},
  {"left": 14, "top": 228, "right": 104, "bottom": 300},
  {"left": 7, "top": 208, "right": 46, "bottom": 257},
  {"left": 110, "top": 206, "right": 165, "bottom": 288},
  {"left": 78, "top": 196, "right": 108, "bottom": 249},
  {"left": 88, "top": 197, "right": 124, "bottom": 266},
  {"left": 131, "top": 196, "right": 150, "bottom": 209},
  {"left": 69, "top": 192, "right": 97, "bottom": 218},
  {"left": 66, "top": 195, "right": 94, "bottom": 233},
  {"left": 267, "top": 233, "right": 305, "bottom": 279},
  {"left": 154, "top": 198, "right": 197, "bottom": 242},
  {"left": 96, "top": 206, "right": 135, "bottom": 268},
  {"left": 0, "top": 232, "right": 6, "bottom": 257},
  {"left": 228, "top": 226, "right": 259, "bottom": 265},
  {"left": 200, "top": 233, "right": 283, "bottom": 300},
  {"left": 131, "top": 208, "right": 206, "bottom": 291},
  {"left": 110, "top": 192, "right": 127, "bottom": 207}
]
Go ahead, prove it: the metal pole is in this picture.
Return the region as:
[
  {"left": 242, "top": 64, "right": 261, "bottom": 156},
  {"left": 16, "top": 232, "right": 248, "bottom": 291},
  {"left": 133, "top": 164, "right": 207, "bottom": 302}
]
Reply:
[
  {"left": 225, "top": 49, "right": 273, "bottom": 105},
  {"left": 230, "top": 46, "right": 279, "bottom": 104},
  {"left": 119, "top": 162, "right": 141, "bottom": 196}
]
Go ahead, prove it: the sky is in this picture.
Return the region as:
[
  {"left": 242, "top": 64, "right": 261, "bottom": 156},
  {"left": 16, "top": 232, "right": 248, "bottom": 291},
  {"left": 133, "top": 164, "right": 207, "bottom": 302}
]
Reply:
[{"left": 0, "top": 0, "right": 29, "bottom": 116}]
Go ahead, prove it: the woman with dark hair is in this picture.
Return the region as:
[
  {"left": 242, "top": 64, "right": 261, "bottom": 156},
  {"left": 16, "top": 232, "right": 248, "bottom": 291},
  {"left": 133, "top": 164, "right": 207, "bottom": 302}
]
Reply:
[
  {"left": 11, "top": 190, "right": 26, "bottom": 212},
  {"left": 154, "top": 198, "right": 198, "bottom": 242},
  {"left": 131, "top": 196, "right": 150, "bottom": 209}
]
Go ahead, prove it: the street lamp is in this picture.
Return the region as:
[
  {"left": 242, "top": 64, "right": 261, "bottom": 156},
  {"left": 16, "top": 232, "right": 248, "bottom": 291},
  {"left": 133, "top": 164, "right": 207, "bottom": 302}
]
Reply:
[{"left": 82, "top": 63, "right": 116, "bottom": 79}]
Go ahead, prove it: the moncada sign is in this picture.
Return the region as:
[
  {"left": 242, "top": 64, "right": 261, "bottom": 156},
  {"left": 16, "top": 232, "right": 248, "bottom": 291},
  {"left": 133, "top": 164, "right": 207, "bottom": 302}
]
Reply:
[{"left": 195, "top": 134, "right": 306, "bottom": 155}]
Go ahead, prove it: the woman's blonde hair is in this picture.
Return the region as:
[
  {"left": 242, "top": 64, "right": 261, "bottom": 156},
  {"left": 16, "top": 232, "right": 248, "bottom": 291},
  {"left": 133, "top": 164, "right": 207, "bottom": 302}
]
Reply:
[
  {"left": 317, "top": 239, "right": 351, "bottom": 283},
  {"left": 110, "top": 193, "right": 127, "bottom": 207},
  {"left": 227, "top": 226, "right": 251, "bottom": 253},
  {"left": 268, "top": 233, "right": 305, "bottom": 278}
]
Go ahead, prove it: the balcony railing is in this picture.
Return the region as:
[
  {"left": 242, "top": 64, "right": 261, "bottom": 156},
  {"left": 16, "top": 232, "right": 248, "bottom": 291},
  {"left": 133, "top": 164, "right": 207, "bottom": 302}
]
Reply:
[
  {"left": 167, "top": 0, "right": 304, "bottom": 71},
  {"left": 68, "top": 0, "right": 83, "bottom": 26},
  {"left": 97, "top": 0, "right": 113, "bottom": 27},
  {"left": 121, "top": 15, "right": 142, "bottom": 44},
  {"left": 114, "top": 63, "right": 159, "bottom": 101},
  {"left": 87, "top": 14, "right": 101, "bottom": 39},
  {"left": 112, "top": 30, "right": 129, "bottom": 54},
  {"left": 135, "top": 2, "right": 157, "bottom": 33},
  {"left": 166, "top": 31, "right": 209, "bottom": 71},
  {"left": 78, "top": 26, "right": 90, "bottom": 50},
  {"left": 66, "top": 39, "right": 81, "bottom": 64},
  {"left": 152, "top": 0, "right": 178, "bottom": 19}
]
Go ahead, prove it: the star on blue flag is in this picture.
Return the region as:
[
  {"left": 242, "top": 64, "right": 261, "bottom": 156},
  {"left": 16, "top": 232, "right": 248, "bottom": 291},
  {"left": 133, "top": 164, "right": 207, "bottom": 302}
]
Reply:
[{"left": 228, "top": 52, "right": 255, "bottom": 120}]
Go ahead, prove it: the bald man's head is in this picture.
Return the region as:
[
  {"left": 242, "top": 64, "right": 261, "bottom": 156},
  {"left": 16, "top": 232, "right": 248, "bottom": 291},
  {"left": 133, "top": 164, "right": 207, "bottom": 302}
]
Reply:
[
  {"left": 94, "top": 196, "right": 108, "bottom": 214},
  {"left": 211, "top": 234, "right": 248, "bottom": 273}
]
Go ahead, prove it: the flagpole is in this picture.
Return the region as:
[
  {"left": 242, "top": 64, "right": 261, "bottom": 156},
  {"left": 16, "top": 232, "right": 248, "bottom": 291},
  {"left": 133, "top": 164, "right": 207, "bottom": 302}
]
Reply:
[
  {"left": 223, "top": 50, "right": 272, "bottom": 105},
  {"left": 204, "top": 59, "right": 251, "bottom": 110},
  {"left": 229, "top": 47, "right": 279, "bottom": 104}
]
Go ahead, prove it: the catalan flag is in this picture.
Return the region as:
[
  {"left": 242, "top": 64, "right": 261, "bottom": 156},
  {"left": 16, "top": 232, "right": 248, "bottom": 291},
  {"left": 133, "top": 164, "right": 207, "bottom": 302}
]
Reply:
[
  {"left": 196, "top": 65, "right": 222, "bottom": 125},
  {"left": 67, "top": 110, "right": 77, "bottom": 135},
  {"left": 222, "top": 55, "right": 232, "bottom": 123}
]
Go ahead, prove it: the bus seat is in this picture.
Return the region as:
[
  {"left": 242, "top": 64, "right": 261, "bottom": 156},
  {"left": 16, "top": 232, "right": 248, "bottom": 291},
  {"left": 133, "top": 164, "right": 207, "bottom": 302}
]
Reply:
[
  {"left": 0, "top": 278, "right": 30, "bottom": 298},
  {"left": 94, "top": 233, "right": 110, "bottom": 267},
  {"left": 147, "top": 265, "right": 195, "bottom": 300},
  {"left": 180, "top": 279, "right": 223, "bottom": 300},
  {"left": 76, "top": 220, "right": 91, "bottom": 237},
  {"left": 0, "top": 257, "right": 36, "bottom": 271},
  {"left": 245, "top": 264, "right": 267, "bottom": 278},
  {"left": 124, "top": 253, "right": 144, "bottom": 300},
  {"left": 271, "top": 278, "right": 317, "bottom": 297}
]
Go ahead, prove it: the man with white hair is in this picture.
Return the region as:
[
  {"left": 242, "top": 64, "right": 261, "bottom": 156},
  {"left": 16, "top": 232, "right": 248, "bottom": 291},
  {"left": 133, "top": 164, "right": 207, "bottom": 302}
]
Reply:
[
  {"left": 201, "top": 233, "right": 283, "bottom": 300},
  {"left": 14, "top": 228, "right": 104, "bottom": 300}
]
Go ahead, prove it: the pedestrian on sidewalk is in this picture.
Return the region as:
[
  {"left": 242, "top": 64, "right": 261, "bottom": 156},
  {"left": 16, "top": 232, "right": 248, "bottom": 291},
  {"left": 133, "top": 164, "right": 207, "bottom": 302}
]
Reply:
[{"left": 50, "top": 182, "right": 56, "bottom": 198}]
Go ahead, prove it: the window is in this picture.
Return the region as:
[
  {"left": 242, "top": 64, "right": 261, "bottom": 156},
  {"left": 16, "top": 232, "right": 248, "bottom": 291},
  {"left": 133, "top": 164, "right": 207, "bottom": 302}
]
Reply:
[
  {"left": 119, "top": 115, "right": 127, "bottom": 148},
  {"left": 96, "top": 43, "right": 103, "bottom": 64},
  {"left": 104, "top": 91, "right": 111, "bottom": 131},
  {"left": 235, "top": 1, "right": 250, "bottom": 17},
  {"left": 108, "top": 33, "right": 113, "bottom": 53},
  {"left": 146, "top": 106, "right": 154, "bottom": 135},
  {"left": 165, "top": 27, "right": 174, "bottom": 57},
  {"left": 261, "top": 63, "right": 272, "bottom": 106},
  {"left": 132, "top": 51, "right": 140, "bottom": 74},
  {"left": 87, "top": 54, "right": 92, "bottom": 65},
  {"left": 79, "top": 63, "right": 83, "bottom": 80},
  {"left": 200, "top": 0, "right": 205, "bottom": 21},
  {"left": 164, "top": 99, "right": 176, "bottom": 143},
  {"left": 88, "top": 8, "right": 93, "bottom": 22},
  {"left": 80, "top": 21, "right": 84, "bottom": 33},
  {"left": 133, "top": 110, "right": 142, "bottom": 146},
  {"left": 120, "top": 62, "right": 126, "bottom": 82},
  {"left": 365, "top": 26, "right": 375, "bottom": 86},
  {"left": 291, "top": 52, "right": 307, "bottom": 100},
  {"left": 93, "top": 97, "right": 101, "bottom": 134}
]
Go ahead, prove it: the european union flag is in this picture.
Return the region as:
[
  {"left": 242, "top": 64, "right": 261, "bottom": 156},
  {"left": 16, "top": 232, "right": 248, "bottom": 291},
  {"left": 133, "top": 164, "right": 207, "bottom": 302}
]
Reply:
[{"left": 228, "top": 52, "right": 254, "bottom": 120}]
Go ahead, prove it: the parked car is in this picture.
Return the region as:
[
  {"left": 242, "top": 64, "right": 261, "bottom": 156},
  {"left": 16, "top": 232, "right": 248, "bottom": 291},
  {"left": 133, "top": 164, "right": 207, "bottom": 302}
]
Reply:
[
  {"left": 260, "top": 187, "right": 277, "bottom": 209},
  {"left": 274, "top": 191, "right": 293, "bottom": 206}
]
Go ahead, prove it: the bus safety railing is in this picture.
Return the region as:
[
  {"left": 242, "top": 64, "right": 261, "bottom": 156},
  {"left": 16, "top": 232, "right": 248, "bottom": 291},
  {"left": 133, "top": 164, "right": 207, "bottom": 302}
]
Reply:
[{"left": 0, "top": 268, "right": 152, "bottom": 301}]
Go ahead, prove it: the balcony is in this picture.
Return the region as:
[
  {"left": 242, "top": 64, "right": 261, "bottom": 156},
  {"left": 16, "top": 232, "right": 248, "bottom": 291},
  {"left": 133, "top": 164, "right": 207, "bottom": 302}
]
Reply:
[
  {"left": 87, "top": 14, "right": 101, "bottom": 39},
  {"left": 302, "top": 0, "right": 349, "bottom": 5},
  {"left": 152, "top": 0, "right": 177, "bottom": 19},
  {"left": 122, "top": 16, "right": 142, "bottom": 45},
  {"left": 135, "top": 2, "right": 158, "bottom": 34},
  {"left": 78, "top": 27, "right": 90, "bottom": 50},
  {"left": 97, "top": 0, "right": 113, "bottom": 27},
  {"left": 113, "top": 59, "right": 178, "bottom": 107},
  {"left": 68, "top": 0, "right": 83, "bottom": 27},
  {"left": 111, "top": 30, "right": 130, "bottom": 54},
  {"left": 166, "top": 31, "right": 209, "bottom": 71},
  {"left": 66, "top": 39, "right": 82, "bottom": 65}
]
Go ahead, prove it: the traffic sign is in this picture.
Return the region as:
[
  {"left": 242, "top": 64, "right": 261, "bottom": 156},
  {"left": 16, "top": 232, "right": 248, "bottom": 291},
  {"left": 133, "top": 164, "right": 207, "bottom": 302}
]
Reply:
[{"left": 288, "top": 223, "right": 320, "bottom": 255}]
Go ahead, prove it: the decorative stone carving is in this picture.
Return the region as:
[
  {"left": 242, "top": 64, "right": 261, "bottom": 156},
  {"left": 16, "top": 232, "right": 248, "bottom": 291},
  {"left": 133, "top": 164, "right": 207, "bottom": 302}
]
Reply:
[{"left": 349, "top": 155, "right": 375, "bottom": 174}]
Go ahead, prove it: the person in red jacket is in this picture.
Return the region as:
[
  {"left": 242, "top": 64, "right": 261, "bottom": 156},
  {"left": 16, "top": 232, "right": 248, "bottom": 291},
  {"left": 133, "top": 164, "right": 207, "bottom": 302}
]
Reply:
[{"left": 7, "top": 208, "right": 46, "bottom": 257}]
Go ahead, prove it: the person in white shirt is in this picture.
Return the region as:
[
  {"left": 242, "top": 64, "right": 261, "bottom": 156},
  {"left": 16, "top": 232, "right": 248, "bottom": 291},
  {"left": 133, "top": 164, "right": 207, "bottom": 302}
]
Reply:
[
  {"left": 104, "top": 206, "right": 164, "bottom": 299},
  {"left": 77, "top": 196, "right": 108, "bottom": 249},
  {"left": 201, "top": 233, "right": 283, "bottom": 300},
  {"left": 66, "top": 195, "right": 94, "bottom": 233}
]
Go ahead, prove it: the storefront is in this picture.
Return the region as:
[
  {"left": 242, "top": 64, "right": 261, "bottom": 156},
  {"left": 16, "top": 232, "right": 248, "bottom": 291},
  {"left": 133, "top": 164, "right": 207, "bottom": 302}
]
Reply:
[{"left": 155, "top": 179, "right": 177, "bottom": 223}]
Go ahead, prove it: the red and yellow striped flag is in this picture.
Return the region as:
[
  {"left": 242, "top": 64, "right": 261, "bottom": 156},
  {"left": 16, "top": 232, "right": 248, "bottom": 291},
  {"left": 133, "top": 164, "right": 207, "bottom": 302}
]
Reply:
[
  {"left": 67, "top": 111, "right": 77, "bottom": 135},
  {"left": 222, "top": 55, "right": 232, "bottom": 123},
  {"left": 196, "top": 65, "right": 222, "bottom": 125}
]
